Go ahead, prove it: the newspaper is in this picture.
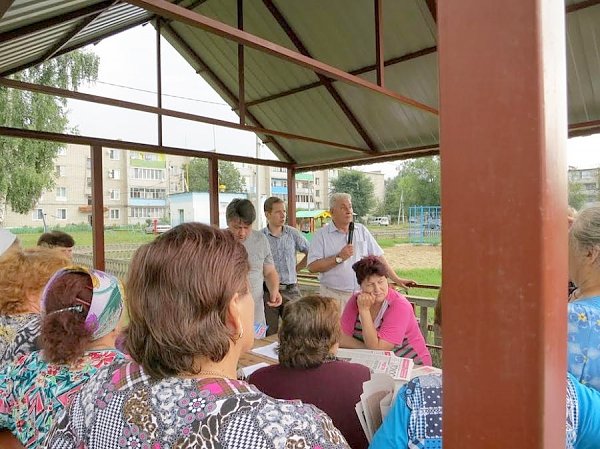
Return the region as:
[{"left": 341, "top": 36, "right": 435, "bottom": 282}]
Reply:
[{"left": 335, "top": 348, "right": 414, "bottom": 381}]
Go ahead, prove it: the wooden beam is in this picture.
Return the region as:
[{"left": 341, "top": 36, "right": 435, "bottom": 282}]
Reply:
[
  {"left": 208, "top": 158, "right": 220, "bottom": 226},
  {"left": 0, "top": 77, "right": 370, "bottom": 155},
  {"left": 237, "top": 0, "right": 245, "bottom": 125},
  {"left": 0, "top": 1, "right": 16, "bottom": 21},
  {"left": 439, "top": 0, "right": 567, "bottom": 447},
  {"left": 566, "top": 0, "right": 600, "bottom": 13},
  {"left": 126, "top": 0, "right": 438, "bottom": 115},
  {"left": 0, "top": 126, "right": 293, "bottom": 169},
  {"left": 287, "top": 167, "right": 297, "bottom": 227},
  {"left": 425, "top": 0, "right": 437, "bottom": 23},
  {"left": 156, "top": 19, "right": 163, "bottom": 146}
]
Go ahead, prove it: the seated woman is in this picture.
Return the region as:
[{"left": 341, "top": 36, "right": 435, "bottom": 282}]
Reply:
[
  {"left": 250, "top": 295, "right": 371, "bottom": 449},
  {"left": 339, "top": 256, "right": 432, "bottom": 366},
  {"left": 0, "top": 247, "right": 69, "bottom": 367},
  {"left": 45, "top": 223, "right": 349, "bottom": 449},
  {"left": 0, "top": 266, "right": 126, "bottom": 448},
  {"left": 568, "top": 206, "right": 600, "bottom": 390},
  {"left": 369, "top": 372, "right": 600, "bottom": 449}
]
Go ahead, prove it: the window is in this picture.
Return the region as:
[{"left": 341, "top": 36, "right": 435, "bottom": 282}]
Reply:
[
  {"left": 56, "top": 209, "right": 67, "bottom": 220},
  {"left": 582, "top": 170, "right": 596, "bottom": 179},
  {"left": 108, "top": 169, "right": 120, "bottom": 180},
  {"left": 129, "top": 187, "right": 165, "bottom": 199},
  {"left": 110, "top": 189, "right": 120, "bottom": 200},
  {"left": 33, "top": 209, "right": 44, "bottom": 220},
  {"left": 109, "top": 149, "right": 120, "bottom": 160},
  {"left": 110, "top": 209, "right": 120, "bottom": 219},
  {"left": 55, "top": 165, "right": 65, "bottom": 177},
  {"left": 56, "top": 187, "right": 67, "bottom": 200},
  {"left": 584, "top": 183, "right": 597, "bottom": 191},
  {"left": 86, "top": 177, "right": 92, "bottom": 188},
  {"left": 129, "top": 207, "right": 166, "bottom": 218},
  {"left": 315, "top": 190, "right": 320, "bottom": 197},
  {"left": 315, "top": 177, "right": 320, "bottom": 185},
  {"left": 131, "top": 168, "right": 165, "bottom": 180},
  {"left": 86, "top": 158, "right": 91, "bottom": 169},
  {"left": 57, "top": 148, "right": 67, "bottom": 156}
]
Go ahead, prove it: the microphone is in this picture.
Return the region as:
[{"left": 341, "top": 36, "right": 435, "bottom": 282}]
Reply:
[{"left": 348, "top": 222, "right": 354, "bottom": 245}]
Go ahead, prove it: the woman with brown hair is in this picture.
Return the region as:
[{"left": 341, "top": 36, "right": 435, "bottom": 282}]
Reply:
[
  {"left": 250, "top": 295, "right": 371, "bottom": 449},
  {"left": 0, "top": 247, "right": 70, "bottom": 367},
  {"left": 0, "top": 267, "right": 125, "bottom": 448},
  {"left": 45, "top": 223, "right": 349, "bottom": 449}
]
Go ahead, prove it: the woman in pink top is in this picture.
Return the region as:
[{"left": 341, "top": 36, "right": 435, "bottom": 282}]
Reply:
[{"left": 339, "top": 256, "right": 432, "bottom": 365}]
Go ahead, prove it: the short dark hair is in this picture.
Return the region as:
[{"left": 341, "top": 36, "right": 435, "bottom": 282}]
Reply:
[
  {"left": 352, "top": 255, "right": 387, "bottom": 285},
  {"left": 278, "top": 295, "right": 341, "bottom": 369},
  {"left": 264, "top": 196, "right": 284, "bottom": 213},
  {"left": 37, "top": 231, "right": 75, "bottom": 248},
  {"left": 40, "top": 272, "right": 94, "bottom": 364},
  {"left": 226, "top": 198, "right": 256, "bottom": 225},
  {"left": 125, "top": 222, "right": 250, "bottom": 379}
]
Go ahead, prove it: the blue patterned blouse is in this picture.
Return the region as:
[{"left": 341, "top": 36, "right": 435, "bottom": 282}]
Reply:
[{"left": 568, "top": 296, "right": 600, "bottom": 391}]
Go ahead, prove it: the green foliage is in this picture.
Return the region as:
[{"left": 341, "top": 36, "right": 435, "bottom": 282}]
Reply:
[
  {"left": 568, "top": 180, "right": 586, "bottom": 210},
  {"left": 384, "top": 157, "right": 440, "bottom": 220},
  {"left": 185, "top": 158, "right": 246, "bottom": 193},
  {"left": 331, "top": 169, "right": 374, "bottom": 218},
  {"left": 0, "top": 50, "right": 99, "bottom": 221}
]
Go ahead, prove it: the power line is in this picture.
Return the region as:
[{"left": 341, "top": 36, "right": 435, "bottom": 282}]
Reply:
[{"left": 94, "top": 80, "right": 229, "bottom": 106}]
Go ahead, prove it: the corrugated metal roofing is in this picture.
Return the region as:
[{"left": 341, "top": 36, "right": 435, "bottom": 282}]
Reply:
[{"left": 0, "top": 0, "right": 599, "bottom": 168}]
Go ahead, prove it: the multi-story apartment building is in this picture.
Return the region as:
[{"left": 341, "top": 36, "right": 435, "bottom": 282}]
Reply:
[
  {"left": 568, "top": 166, "right": 600, "bottom": 207},
  {"left": 3, "top": 144, "right": 188, "bottom": 228}
]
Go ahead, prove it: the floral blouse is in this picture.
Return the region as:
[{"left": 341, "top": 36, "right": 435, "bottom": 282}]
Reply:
[
  {"left": 0, "top": 349, "right": 125, "bottom": 448},
  {"left": 0, "top": 313, "right": 40, "bottom": 367},
  {"left": 45, "top": 359, "right": 350, "bottom": 449}
]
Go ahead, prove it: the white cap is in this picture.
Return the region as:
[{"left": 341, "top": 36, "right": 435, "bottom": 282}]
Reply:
[{"left": 0, "top": 228, "right": 17, "bottom": 257}]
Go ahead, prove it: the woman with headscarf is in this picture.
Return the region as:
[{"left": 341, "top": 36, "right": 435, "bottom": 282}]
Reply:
[
  {"left": 45, "top": 223, "right": 349, "bottom": 449},
  {"left": 0, "top": 267, "right": 125, "bottom": 448},
  {"left": 0, "top": 247, "right": 69, "bottom": 367}
]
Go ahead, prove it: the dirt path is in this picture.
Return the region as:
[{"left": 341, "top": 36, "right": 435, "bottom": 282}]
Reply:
[{"left": 382, "top": 243, "right": 442, "bottom": 270}]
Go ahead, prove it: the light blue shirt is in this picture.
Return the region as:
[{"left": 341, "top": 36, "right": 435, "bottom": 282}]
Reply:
[
  {"left": 307, "top": 222, "right": 383, "bottom": 292},
  {"left": 568, "top": 296, "right": 600, "bottom": 391},
  {"left": 261, "top": 225, "right": 309, "bottom": 285}
]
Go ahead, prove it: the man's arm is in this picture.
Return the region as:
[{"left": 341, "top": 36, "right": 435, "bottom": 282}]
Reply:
[
  {"left": 263, "top": 264, "right": 283, "bottom": 307},
  {"left": 378, "top": 255, "right": 417, "bottom": 289}
]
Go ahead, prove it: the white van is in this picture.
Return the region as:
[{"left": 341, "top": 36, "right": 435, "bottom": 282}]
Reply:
[{"left": 369, "top": 216, "right": 390, "bottom": 226}]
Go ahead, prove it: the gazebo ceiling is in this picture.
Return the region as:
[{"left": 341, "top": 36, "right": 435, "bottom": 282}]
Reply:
[{"left": 0, "top": 0, "right": 599, "bottom": 169}]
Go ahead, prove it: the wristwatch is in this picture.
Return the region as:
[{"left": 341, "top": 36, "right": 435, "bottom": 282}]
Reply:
[{"left": 335, "top": 255, "right": 343, "bottom": 264}]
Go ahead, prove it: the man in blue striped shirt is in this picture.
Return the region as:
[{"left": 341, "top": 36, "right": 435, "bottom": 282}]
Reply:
[{"left": 262, "top": 197, "right": 310, "bottom": 336}]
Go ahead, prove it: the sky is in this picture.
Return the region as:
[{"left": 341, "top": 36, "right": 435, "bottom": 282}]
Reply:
[{"left": 68, "top": 25, "right": 600, "bottom": 179}]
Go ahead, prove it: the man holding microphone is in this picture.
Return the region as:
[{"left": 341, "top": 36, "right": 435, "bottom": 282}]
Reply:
[{"left": 307, "top": 192, "right": 415, "bottom": 309}]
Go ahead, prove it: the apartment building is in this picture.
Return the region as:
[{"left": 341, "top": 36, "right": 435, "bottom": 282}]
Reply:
[
  {"left": 568, "top": 166, "right": 600, "bottom": 207},
  {"left": 3, "top": 144, "right": 188, "bottom": 228}
]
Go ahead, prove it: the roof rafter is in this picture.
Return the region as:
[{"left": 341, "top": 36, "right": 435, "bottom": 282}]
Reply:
[
  {"left": 241, "top": 46, "right": 437, "bottom": 109},
  {"left": 161, "top": 22, "right": 298, "bottom": 162},
  {"left": 566, "top": 0, "right": 600, "bottom": 13},
  {"left": 262, "top": 0, "right": 378, "bottom": 153},
  {"left": 0, "top": 0, "right": 116, "bottom": 44},
  {"left": 126, "top": 0, "right": 439, "bottom": 115}
]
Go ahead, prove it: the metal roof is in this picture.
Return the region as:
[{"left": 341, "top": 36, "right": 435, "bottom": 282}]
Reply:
[{"left": 0, "top": 0, "right": 599, "bottom": 169}]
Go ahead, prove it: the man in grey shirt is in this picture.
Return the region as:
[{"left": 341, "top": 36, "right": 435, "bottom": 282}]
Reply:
[
  {"left": 262, "top": 197, "right": 310, "bottom": 336},
  {"left": 226, "top": 199, "right": 282, "bottom": 332}
]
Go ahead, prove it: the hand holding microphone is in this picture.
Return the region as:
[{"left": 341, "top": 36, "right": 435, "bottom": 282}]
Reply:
[
  {"left": 337, "top": 222, "right": 355, "bottom": 262},
  {"left": 347, "top": 221, "right": 354, "bottom": 245}
]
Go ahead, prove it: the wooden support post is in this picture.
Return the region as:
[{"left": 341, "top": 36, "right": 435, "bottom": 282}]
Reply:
[
  {"left": 90, "top": 145, "right": 105, "bottom": 270},
  {"left": 208, "top": 158, "right": 220, "bottom": 226},
  {"left": 237, "top": 0, "right": 245, "bottom": 125},
  {"left": 156, "top": 19, "right": 163, "bottom": 146},
  {"left": 287, "top": 167, "right": 296, "bottom": 228},
  {"left": 439, "top": 0, "right": 568, "bottom": 447}
]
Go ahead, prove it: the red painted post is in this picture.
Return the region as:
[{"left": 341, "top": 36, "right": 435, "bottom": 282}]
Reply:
[
  {"left": 90, "top": 145, "right": 105, "bottom": 271},
  {"left": 287, "top": 167, "right": 296, "bottom": 228},
  {"left": 439, "top": 0, "right": 568, "bottom": 448},
  {"left": 208, "top": 158, "right": 220, "bottom": 227}
]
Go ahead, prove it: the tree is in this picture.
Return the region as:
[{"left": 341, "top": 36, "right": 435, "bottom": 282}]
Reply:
[
  {"left": 0, "top": 50, "right": 99, "bottom": 224},
  {"left": 331, "top": 169, "right": 374, "bottom": 218},
  {"left": 569, "top": 180, "right": 586, "bottom": 210},
  {"left": 383, "top": 157, "right": 440, "bottom": 220},
  {"left": 185, "top": 158, "right": 246, "bottom": 193}
]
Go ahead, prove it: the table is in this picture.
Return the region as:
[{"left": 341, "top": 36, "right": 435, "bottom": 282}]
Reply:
[{"left": 238, "top": 335, "right": 278, "bottom": 369}]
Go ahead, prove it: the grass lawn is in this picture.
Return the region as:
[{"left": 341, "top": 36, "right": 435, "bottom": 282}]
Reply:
[
  {"left": 17, "top": 229, "right": 156, "bottom": 248},
  {"left": 396, "top": 267, "right": 441, "bottom": 298}
]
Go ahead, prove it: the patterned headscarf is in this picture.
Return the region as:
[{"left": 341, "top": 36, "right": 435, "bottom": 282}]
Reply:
[{"left": 42, "top": 266, "right": 124, "bottom": 341}]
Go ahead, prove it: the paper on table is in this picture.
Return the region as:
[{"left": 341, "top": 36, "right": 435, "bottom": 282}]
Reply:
[
  {"left": 250, "top": 342, "right": 279, "bottom": 360},
  {"left": 241, "top": 362, "right": 270, "bottom": 378}
]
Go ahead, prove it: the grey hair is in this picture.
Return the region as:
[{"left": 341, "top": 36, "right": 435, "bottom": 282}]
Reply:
[
  {"left": 570, "top": 206, "right": 600, "bottom": 253},
  {"left": 330, "top": 192, "right": 352, "bottom": 210}
]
